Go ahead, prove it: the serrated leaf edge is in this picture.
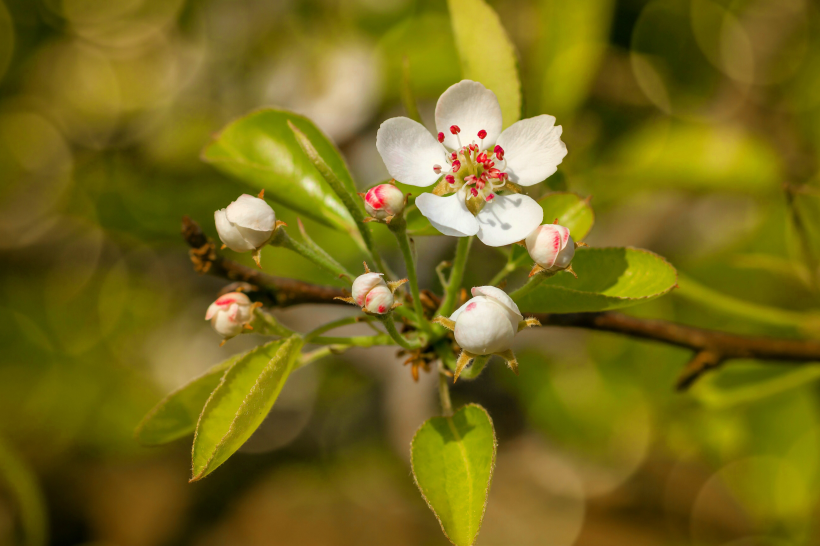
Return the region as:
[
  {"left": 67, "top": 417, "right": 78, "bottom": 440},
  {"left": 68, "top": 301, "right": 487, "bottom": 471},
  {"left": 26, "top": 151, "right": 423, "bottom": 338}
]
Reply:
[{"left": 410, "top": 403, "right": 497, "bottom": 546}]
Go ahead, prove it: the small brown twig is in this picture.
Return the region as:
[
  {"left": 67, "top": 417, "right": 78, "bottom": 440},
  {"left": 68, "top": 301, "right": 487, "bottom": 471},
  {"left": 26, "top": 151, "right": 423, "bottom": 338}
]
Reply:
[{"left": 183, "top": 216, "right": 820, "bottom": 390}]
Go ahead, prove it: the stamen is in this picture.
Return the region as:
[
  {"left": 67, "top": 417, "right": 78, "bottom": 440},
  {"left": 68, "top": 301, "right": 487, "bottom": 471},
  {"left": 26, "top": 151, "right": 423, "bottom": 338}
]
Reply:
[
  {"left": 451, "top": 151, "right": 457, "bottom": 160},
  {"left": 450, "top": 125, "right": 462, "bottom": 147},
  {"left": 451, "top": 160, "right": 461, "bottom": 173},
  {"left": 494, "top": 145, "right": 505, "bottom": 160},
  {"left": 437, "top": 132, "right": 445, "bottom": 143},
  {"left": 486, "top": 193, "right": 495, "bottom": 202},
  {"left": 445, "top": 174, "right": 455, "bottom": 184},
  {"left": 476, "top": 152, "right": 487, "bottom": 164},
  {"left": 478, "top": 129, "right": 487, "bottom": 140},
  {"left": 470, "top": 187, "right": 478, "bottom": 197},
  {"left": 433, "top": 164, "right": 442, "bottom": 174}
]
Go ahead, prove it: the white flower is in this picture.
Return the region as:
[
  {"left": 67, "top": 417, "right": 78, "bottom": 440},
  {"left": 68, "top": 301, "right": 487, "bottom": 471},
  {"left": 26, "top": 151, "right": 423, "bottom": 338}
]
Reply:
[
  {"left": 215, "top": 194, "right": 276, "bottom": 265},
  {"left": 363, "top": 184, "right": 405, "bottom": 220},
  {"left": 525, "top": 223, "right": 575, "bottom": 272},
  {"left": 376, "top": 80, "right": 567, "bottom": 246},
  {"left": 205, "top": 292, "right": 255, "bottom": 342},
  {"left": 351, "top": 272, "right": 387, "bottom": 307},
  {"left": 450, "top": 286, "right": 523, "bottom": 355}
]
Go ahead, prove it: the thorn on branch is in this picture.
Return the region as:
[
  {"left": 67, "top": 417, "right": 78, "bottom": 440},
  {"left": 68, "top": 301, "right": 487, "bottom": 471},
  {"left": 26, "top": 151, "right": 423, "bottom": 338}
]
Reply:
[{"left": 676, "top": 350, "right": 724, "bottom": 391}]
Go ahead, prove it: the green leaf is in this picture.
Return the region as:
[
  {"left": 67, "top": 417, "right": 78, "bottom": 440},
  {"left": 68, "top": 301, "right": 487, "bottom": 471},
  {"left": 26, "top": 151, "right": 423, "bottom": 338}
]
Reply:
[
  {"left": 447, "top": 0, "right": 521, "bottom": 128},
  {"left": 201, "top": 109, "right": 357, "bottom": 233},
  {"left": 191, "top": 336, "right": 303, "bottom": 481},
  {"left": 411, "top": 404, "right": 496, "bottom": 546},
  {"left": 514, "top": 247, "right": 678, "bottom": 313},
  {"left": 134, "top": 355, "right": 239, "bottom": 446},
  {"left": 0, "top": 437, "right": 47, "bottom": 546},
  {"left": 537, "top": 192, "right": 595, "bottom": 241}
]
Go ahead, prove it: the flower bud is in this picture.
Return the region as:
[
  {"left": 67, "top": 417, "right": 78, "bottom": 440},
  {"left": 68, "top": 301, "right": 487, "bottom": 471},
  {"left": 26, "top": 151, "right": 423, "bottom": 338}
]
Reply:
[
  {"left": 525, "top": 224, "right": 575, "bottom": 272},
  {"left": 450, "top": 286, "right": 523, "bottom": 355},
  {"left": 351, "top": 272, "right": 387, "bottom": 307},
  {"left": 215, "top": 194, "right": 276, "bottom": 253},
  {"left": 364, "top": 284, "right": 394, "bottom": 314},
  {"left": 363, "top": 184, "right": 405, "bottom": 220},
  {"left": 205, "top": 292, "right": 254, "bottom": 340}
]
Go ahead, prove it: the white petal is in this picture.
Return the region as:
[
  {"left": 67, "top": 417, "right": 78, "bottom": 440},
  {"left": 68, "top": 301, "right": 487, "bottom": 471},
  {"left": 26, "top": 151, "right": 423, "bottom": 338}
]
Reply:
[
  {"left": 215, "top": 209, "right": 255, "bottom": 252},
  {"left": 376, "top": 117, "right": 447, "bottom": 187},
  {"left": 476, "top": 194, "right": 544, "bottom": 247},
  {"left": 415, "top": 189, "right": 479, "bottom": 237},
  {"left": 496, "top": 115, "right": 567, "bottom": 186},
  {"left": 226, "top": 194, "right": 276, "bottom": 230},
  {"left": 236, "top": 225, "right": 273, "bottom": 250},
  {"left": 436, "top": 80, "right": 503, "bottom": 150},
  {"left": 470, "top": 286, "right": 522, "bottom": 321},
  {"left": 453, "top": 298, "right": 515, "bottom": 355}
]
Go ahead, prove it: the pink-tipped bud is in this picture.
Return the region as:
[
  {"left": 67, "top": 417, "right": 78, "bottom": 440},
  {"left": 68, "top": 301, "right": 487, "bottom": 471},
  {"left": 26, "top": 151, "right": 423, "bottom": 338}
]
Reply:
[
  {"left": 433, "top": 164, "right": 442, "bottom": 174},
  {"left": 364, "top": 284, "right": 393, "bottom": 315},
  {"left": 486, "top": 193, "right": 495, "bottom": 201},
  {"left": 352, "top": 272, "right": 387, "bottom": 307},
  {"left": 445, "top": 174, "right": 455, "bottom": 184},
  {"left": 452, "top": 160, "right": 461, "bottom": 173},
  {"left": 437, "top": 132, "right": 445, "bottom": 143},
  {"left": 206, "top": 292, "right": 254, "bottom": 340},
  {"left": 478, "top": 129, "right": 487, "bottom": 140},
  {"left": 450, "top": 286, "right": 523, "bottom": 356},
  {"left": 450, "top": 125, "right": 461, "bottom": 135},
  {"left": 476, "top": 152, "right": 487, "bottom": 163},
  {"left": 494, "top": 145, "right": 504, "bottom": 160},
  {"left": 470, "top": 187, "right": 478, "bottom": 197},
  {"left": 364, "top": 184, "right": 406, "bottom": 220},
  {"left": 525, "top": 224, "right": 574, "bottom": 272}
]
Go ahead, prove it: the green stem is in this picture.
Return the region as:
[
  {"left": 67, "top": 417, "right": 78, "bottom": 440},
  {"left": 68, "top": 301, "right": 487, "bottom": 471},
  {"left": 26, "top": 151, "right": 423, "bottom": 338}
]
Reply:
[
  {"left": 437, "top": 236, "right": 473, "bottom": 317},
  {"left": 438, "top": 366, "right": 453, "bottom": 417},
  {"left": 390, "top": 218, "right": 431, "bottom": 334},
  {"left": 509, "top": 274, "right": 546, "bottom": 302},
  {"left": 270, "top": 227, "right": 353, "bottom": 281},
  {"left": 304, "top": 316, "right": 367, "bottom": 342},
  {"left": 379, "top": 315, "right": 422, "bottom": 350},
  {"left": 488, "top": 261, "right": 517, "bottom": 288},
  {"left": 309, "top": 334, "right": 393, "bottom": 347},
  {"left": 294, "top": 345, "right": 347, "bottom": 370}
]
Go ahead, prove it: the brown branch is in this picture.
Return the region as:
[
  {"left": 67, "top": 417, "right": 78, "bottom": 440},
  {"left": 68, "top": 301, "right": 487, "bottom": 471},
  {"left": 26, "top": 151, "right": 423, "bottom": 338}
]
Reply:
[{"left": 183, "top": 217, "right": 820, "bottom": 389}]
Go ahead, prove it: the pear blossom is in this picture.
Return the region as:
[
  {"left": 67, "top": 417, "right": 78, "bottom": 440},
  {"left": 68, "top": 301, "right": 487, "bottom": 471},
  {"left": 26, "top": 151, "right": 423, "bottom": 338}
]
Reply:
[
  {"left": 376, "top": 80, "right": 567, "bottom": 246},
  {"left": 351, "top": 272, "right": 388, "bottom": 307},
  {"left": 363, "top": 184, "right": 406, "bottom": 220},
  {"left": 215, "top": 194, "right": 277, "bottom": 266},
  {"left": 525, "top": 223, "right": 576, "bottom": 275},
  {"left": 205, "top": 292, "right": 257, "bottom": 343},
  {"left": 434, "top": 286, "right": 540, "bottom": 380}
]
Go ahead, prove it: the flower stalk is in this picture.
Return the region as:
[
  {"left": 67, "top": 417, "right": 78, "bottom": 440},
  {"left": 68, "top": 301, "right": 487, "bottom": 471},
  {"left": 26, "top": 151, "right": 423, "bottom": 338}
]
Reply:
[
  {"left": 379, "top": 315, "right": 423, "bottom": 350},
  {"left": 389, "top": 216, "right": 432, "bottom": 334},
  {"left": 437, "top": 236, "right": 473, "bottom": 318},
  {"left": 269, "top": 226, "right": 353, "bottom": 281}
]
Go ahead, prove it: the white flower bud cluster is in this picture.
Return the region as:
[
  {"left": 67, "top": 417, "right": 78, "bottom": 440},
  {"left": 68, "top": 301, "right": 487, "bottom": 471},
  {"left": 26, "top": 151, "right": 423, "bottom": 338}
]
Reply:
[
  {"left": 205, "top": 292, "right": 256, "bottom": 343},
  {"left": 215, "top": 194, "right": 277, "bottom": 266},
  {"left": 525, "top": 223, "right": 576, "bottom": 275},
  {"left": 351, "top": 272, "right": 394, "bottom": 314}
]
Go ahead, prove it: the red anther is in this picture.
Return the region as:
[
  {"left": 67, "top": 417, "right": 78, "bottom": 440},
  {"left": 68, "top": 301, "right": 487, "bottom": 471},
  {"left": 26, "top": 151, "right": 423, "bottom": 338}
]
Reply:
[
  {"left": 478, "top": 129, "right": 487, "bottom": 139},
  {"left": 483, "top": 160, "right": 495, "bottom": 169},
  {"left": 445, "top": 174, "right": 455, "bottom": 184},
  {"left": 476, "top": 179, "right": 485, "bottom": 190},
  {"left": 476, "top": 152, "right": 487, "bottom": 163},
  {"left": 433, "top": 164, "right": 442, "bottom": 174},
  {"left": 494, "top": 145, "right": 504, "bottom": 160},
  {"left": 452, "top": 160, "right": 461, "bottom": 172},
  {"left": 486, "top": 193, "right": 495, "bottom": 202},
  {"left": 451, "top": 151, "right": 458, "bottom": 160},
  {"left": 437, "top": 132, "right": 445, "bottom": 143},
  {"left": 464, "top": 175, "right": 477, "bottom": 184},
  {"left": 470, "top": 187, "right": 478, "bottom": 197},
  {"left": 450, "top": 125, "right": 461, "bottom": 135},
  {"left": 469, "top": 143, "right": 478, "bottom": 152},
  {"left": 486, "top": 168, "right": 501, "bottom": 178}
]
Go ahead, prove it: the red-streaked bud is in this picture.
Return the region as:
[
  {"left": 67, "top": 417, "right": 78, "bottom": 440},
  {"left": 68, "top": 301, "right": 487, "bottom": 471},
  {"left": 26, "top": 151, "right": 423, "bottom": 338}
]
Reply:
[
  {"left": 437, "top": 132, "right": 445, "bottom": 143},
  {"left": 525, "top": 224, "right": 574, "bottom": 272},
  {"left": 364, "top": 284, "right": 393, "bottom": 314},
  {"left": 352, "top": 272, "right": 387, "bottom": 307},
  {"left": 206, "top": 292, "right": 254, "bottom": 340},
  {"left": 364, "top": 184, "right": 406, "bottom": 220},
  {"left": 478, "top": 129, "right": 487, "bottom": 139},
  {"left": 450, "top": 125, "right": 461, "bottom": 135}
]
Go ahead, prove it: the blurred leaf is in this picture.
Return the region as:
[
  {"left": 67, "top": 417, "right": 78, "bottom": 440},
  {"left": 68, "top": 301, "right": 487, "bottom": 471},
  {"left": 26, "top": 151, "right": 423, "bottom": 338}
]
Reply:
[
  {"left": 692, "top": 363, "right": 820, "bottom": 409},
  {"left": 514, "top": 247, "right": 678, "bottom": 313},
  {"left": 202, "top": 109, "right": 356, "bottom": 233},
  {"left": 0, "top": 437, "right": 47, "bottom": 546},
  {"left": 191, "top": 336, "right": 303, "bottom": 481},
  {"left": 411, "top": 404, "right": 496, "bottom": 546},
  {"left": 594, "top": 120, "right": 781, "bottom": 194},
  {"left": 675, "top": 273, "right": 820, "bottom": 336},
  {"left": 534, "top": 0, "right": 615, "bottom": 119},
  {"left": 447, "top": 0, "right": 521, "bottom": 128},
  {"left": 135, "top": 355, "right": 239, "bottom": 446}
]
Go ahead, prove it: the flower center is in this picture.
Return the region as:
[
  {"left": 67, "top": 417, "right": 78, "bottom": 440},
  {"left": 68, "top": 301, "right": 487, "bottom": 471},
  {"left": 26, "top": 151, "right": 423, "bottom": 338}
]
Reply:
[{"left": 433, "top": 126, "right": 513, "bottom": 215}]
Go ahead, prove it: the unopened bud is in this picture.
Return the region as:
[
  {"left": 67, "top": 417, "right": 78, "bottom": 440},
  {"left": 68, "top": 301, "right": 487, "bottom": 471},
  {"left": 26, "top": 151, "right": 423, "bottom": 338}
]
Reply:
[
  {"left": 364, "top": 284, "right": 393, "bottom": 314},
  {"left": 351, "top": 272, "right": 387, "bottom": 307},
  {"left": 206, "top": 292, "right": 254, "bottom": 340},
  {"left": 364, "top": 184, "right": 406, "bottom": 220},
  {"left": 450, "top": 286, "right": 523, "bottom": 355},
  {"left": 215, "top": 194, "right": 276, "bottom": 253},
  {"left": 525, "top": 224, "right": 574, "bottom": 272}
]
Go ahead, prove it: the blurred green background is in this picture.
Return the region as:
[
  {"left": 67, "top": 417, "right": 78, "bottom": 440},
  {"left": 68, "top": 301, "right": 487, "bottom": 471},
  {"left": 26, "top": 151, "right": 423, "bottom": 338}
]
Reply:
[{"left": 1, "top": 0, "right": 820, "bottom": 544}]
